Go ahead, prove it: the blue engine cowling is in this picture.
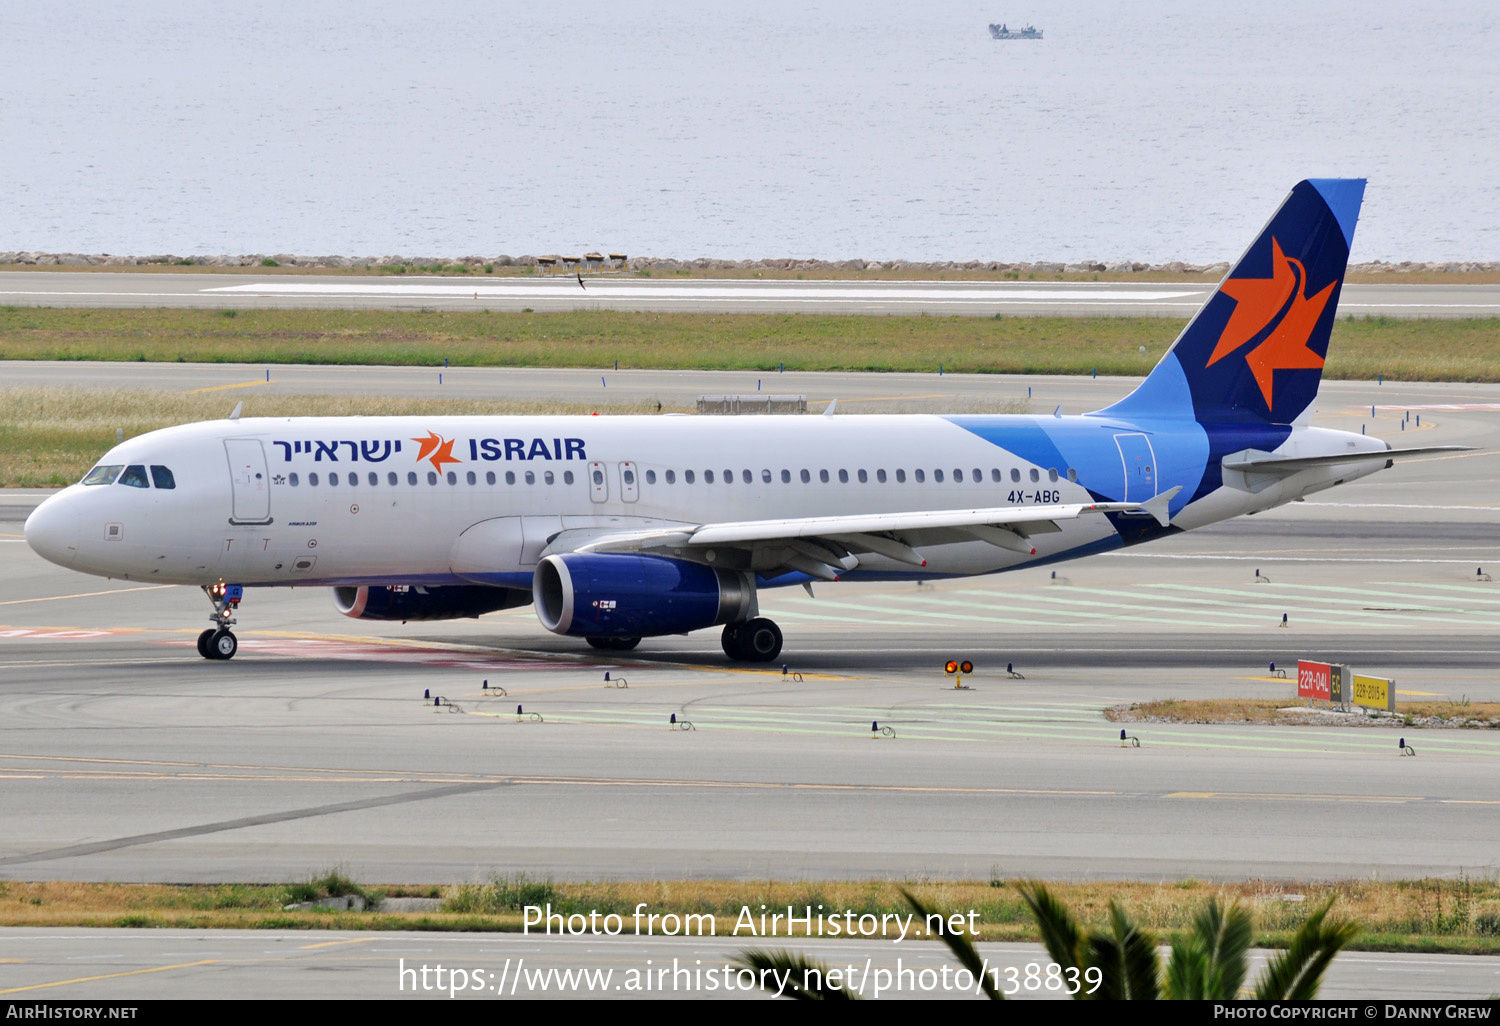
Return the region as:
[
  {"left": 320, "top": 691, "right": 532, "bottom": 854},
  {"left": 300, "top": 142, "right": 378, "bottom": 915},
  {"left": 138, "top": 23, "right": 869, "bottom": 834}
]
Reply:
[
  {"left": 333, "top": 584, "right": 530, "bottom": 621},
  {"left": 532, "top": 553, "right": 756, "bottom": 638}
]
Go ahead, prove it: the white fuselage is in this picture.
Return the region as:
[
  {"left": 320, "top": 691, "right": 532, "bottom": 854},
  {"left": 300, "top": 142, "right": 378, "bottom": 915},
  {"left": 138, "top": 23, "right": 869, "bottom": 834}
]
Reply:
[{"left": 24, "top": 413, "right": 1387, "bottom": 591}]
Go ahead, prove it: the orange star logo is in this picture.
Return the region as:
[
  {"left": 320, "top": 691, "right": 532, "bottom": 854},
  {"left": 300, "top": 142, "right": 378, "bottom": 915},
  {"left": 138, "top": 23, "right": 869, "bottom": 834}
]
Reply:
[
  {"left": 1206, "top": 237, "right": 1337, "bottom": 409},
  {"left": 411, "top": 431, "right": 462, "bottom": 472}
]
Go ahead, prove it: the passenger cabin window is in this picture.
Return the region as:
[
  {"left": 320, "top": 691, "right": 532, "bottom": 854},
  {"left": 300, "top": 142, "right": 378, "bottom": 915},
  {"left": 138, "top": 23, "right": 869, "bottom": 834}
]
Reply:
[
  {"left": 838, "top": 469, "right": 848, "bottom": 483},
  {"left": 387, "top": 472, "right": 397, "bottom": 486},
  {"left": 369, "top": 472, "right": 379, "bottom": 486},
  {"left": 934, "top": 469, "right": 944, "bottom": 483},
  {"left": 991, "top": 468, "right": 1002, "bottom": 482},
  {"left": 876, "top": 469, "right": 887, "bottom": 483},
  {"left": 1048, "top": 468, "right": 1059, "bottom": 483},
  {"left": 563, "top": 470, "right": 574, "bottom": 485},
  {"left": 685, "top": 470, "right": 695, "bottom": 484},
  {"left": 407, "top": 471, "right": 418, "bottom": 485},
  {"left": 742, "top": 469, "right": 752, "bottom": 484},
  {"left": 781, "top": 469, "right": 791, "bottom": 483},
  {"left": 544, "top": 471, "right": 554, "bottom": 485},
  {"left": 761, "top": 469, "right": 772, "bottom": 483},
  {"left": 665, "top": 470, "right": 676, "bottom": 484},
  {"left": 857, "top": 469, "right": 867, "bottom": 483},
  {"left": 705, "top": 470, "right": 715, "bottom": 483},
  {"left": 800, "top": 469, "right": 810, "bottom": 483},
  {"left": 118, "top": 465, "right": 150, "bottom": 488},
  {"left": 150, "top": 466, "right": 176, "bottom": 490},
  {"left": 645, "top": 470, "right": 657, "bottom": 484},
  {"left": 427, "top": 471, "right": 438, "bottom": 485},
  {"left": 82, "top": 465, "right": 123, "bottom": 486},
  {"left": 819, "top": 470, "right": 829, "bottom": 483},
  {"left": 309, "top": 472, "right": 320, "bottom": 486},
  {"left": 524, "top": 471, "right": 536, "bottom": 485},
  {"left": 914, "top": 469, "right": 925, "bottom": 483},
  {"left": 1067, "top": 468, "right": 1078, "bottom": 482},
  {"left": 896, "top": 469, "right": 906, "bottom": 483},
  {"left": 288, "top": 472, "right": 300, "bottom": 487},
  {"left": 467, "top": 471, "right": 478, "bottom": 485},
  {"left": 487, "top": 471, "right": 497, "bottom": 485},
  {"left": 1011, "top": 468, "right": 1021, "bottom": 482},
  {"left": 506, "top": 471, "right": 516, "bottom": 485},
  {"left": 1029, "top": 468, "right": 1040, "bottom": 483}
]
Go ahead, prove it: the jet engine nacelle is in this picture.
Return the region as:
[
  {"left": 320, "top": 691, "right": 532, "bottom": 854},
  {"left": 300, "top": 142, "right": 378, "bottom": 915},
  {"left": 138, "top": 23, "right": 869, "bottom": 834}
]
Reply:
[
  {"left": 333, "top": 584, "right": 530, "bottom": 621},
  {"left": 532, "top": 553, "right": 756, "bottom": 638}
]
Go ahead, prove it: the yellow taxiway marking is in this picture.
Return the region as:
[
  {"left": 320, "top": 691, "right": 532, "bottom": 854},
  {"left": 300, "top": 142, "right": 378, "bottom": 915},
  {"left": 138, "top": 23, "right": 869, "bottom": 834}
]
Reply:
[
  {"left": 1396, "top": 690, "right": 1446, "bottom": 697},
  {"left": 300, "top": 937, "right": 378, "bottom": 950},
  {"left": 1237, "top": 675, "right": 1294, "bottom": 683},
  {"left": 0, "top": 585, "right": 173, "bottom": 607},
  {"left": 0, "top": 959, "right": 218, "bottom": 995},
  {"left": 0, "top": 532, "right": 24, "bottom": 539},
  {"left": 0, "top": 959, "right": 27, "bottom": 964},
  {"left": 185, "top": 380, "right": 269, "bottom": 393}
]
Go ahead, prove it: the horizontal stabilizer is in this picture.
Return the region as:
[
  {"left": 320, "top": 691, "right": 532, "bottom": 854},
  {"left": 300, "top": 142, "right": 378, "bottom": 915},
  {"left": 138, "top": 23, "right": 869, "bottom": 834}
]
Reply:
[{"left": 1223, "top": 446, "right": 1472, "bottom": 474}]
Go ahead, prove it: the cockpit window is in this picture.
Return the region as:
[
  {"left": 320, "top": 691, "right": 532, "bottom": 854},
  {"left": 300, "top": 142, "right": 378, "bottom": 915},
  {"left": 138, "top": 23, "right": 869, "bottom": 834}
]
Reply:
[
  {"left": 118, "top": 465, "right": 150, "bottom": 488},
  {"left": 150, "top": 466, "right": 176, "bottom": 490},
  {"left": 82, "top": 465, "right": 124, "bottom": 486}
]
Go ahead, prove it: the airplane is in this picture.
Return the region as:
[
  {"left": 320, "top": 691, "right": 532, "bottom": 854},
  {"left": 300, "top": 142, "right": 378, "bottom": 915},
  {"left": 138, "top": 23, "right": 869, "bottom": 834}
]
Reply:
[{"left": 23, "top": 179, "right": 1465, "bottom": 663}]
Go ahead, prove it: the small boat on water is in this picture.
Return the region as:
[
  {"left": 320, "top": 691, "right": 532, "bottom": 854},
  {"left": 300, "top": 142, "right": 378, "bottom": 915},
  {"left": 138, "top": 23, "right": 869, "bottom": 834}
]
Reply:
[{"left": 989, "top": 23, "right": 1042, "bottom": 39}]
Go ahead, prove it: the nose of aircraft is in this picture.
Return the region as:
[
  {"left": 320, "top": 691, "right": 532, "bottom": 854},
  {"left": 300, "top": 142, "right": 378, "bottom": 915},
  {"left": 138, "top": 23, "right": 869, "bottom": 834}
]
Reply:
[{"left": 24, "top": 493, "right": 81, "bottom": 568}]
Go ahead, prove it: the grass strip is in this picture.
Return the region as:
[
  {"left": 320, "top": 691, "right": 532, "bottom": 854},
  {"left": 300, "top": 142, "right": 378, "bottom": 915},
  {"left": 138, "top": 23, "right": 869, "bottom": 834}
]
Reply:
[
  {"left": 2, "top": 307, "right": 1498, "bottom": 381},
  {"left": 1107, "top": 698, "right": 1500, "bottom": 729},
  {"left": 2, "top": 876, "right": 1497, "bottom": 953}
]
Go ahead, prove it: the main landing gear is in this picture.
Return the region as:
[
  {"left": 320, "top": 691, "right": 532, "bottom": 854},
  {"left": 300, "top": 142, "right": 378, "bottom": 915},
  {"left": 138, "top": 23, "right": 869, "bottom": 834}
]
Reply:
[
  {"left": 721, "top": 618, "right": 783, "bottom": 663},
  {"left": 198, "top": 582, "right": 242, "bottom": 660}
]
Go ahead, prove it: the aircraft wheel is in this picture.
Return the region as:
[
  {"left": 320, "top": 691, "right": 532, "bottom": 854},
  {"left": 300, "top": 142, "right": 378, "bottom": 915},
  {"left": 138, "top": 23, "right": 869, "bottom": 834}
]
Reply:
[
  {"left": 208, "top": 629, "right": 238, "bottom": 660},
  {"left": 587, "top": 636, "right": 641, "bottom": 651},
  {"left": 196, "top": 629, "right": 216, "bottom": 659},
  {"left": 733, "top": 618, "right": 783, "bottom": 663},
  {"left": 721, "top": 623, "right": 743, "bottom": 659}
]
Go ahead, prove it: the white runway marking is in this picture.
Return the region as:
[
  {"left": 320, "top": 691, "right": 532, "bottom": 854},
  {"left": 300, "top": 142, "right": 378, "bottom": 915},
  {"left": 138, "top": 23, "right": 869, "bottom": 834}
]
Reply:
[{"left": 202, "top": 282, "right": 1205, "bottom": 302}]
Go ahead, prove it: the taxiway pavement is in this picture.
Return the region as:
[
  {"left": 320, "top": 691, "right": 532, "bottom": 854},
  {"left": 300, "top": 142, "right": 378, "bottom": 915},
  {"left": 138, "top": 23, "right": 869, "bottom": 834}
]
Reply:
[{"left": 1, "top": 270, "right": 1496, "bottom": 317}]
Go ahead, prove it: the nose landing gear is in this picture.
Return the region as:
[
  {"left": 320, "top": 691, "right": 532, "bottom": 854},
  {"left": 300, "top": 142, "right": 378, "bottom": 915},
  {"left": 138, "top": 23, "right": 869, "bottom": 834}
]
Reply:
[{"left": 199, "top": 582, "right": 242, "bottom": 660}]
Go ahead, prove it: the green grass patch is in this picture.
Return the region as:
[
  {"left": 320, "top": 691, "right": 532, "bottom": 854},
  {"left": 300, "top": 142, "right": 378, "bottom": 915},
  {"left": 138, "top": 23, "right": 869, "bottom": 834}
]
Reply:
[
  {"left": 0, "top": 307, "right": 1495, "bottom": 380},
  {"left": 1, "top": 876, "right": 1496, "bottom": 953}
]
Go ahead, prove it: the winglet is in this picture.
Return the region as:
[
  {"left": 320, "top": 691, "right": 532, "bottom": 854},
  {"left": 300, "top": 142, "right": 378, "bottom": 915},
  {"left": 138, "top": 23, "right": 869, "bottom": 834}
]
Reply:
[
  {"left": 823, "top": 399, "right": 838, "bottom": 418},
  {"left": 229, "top": 401, "right": 243, "bottom": 420},
  {"left": 1141, "top": 486, "right": 1181, "bottom": 527}
]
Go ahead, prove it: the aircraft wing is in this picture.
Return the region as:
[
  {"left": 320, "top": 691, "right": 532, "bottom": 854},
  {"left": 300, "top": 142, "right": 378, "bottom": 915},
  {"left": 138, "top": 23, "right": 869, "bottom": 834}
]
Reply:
[{"left": 556, "top": 489, "right": 1178, "bottom": 580}]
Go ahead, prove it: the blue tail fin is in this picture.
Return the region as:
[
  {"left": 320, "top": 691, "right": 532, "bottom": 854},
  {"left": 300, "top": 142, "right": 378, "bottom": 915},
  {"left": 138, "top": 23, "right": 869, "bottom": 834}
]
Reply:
[{"left": 1098, "top": 179, "right": 1364, "bottom": 425}]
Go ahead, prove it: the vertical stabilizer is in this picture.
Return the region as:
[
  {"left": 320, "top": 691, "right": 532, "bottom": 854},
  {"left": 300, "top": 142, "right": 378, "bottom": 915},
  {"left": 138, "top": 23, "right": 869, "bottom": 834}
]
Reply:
[{"left": 1098, "top": 179, "right": 1364, "bottom": 425}]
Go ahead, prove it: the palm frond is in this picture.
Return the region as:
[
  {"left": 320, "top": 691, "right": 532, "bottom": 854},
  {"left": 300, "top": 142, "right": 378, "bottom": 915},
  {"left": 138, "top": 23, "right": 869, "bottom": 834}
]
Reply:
[
  {"left": 1014, "top": 880, "right": 1086, "bottom": 985},
  {"left": 1253, "top": 899, "right": 1360, "bottom": 1001},
  {"left": 1197, "top": 898, "right": 1253, "bottom": 1000},
  {"left": 1095, "top": 900, "right": 1160, "bottom": 1000},
  {"left": 901, "top": 886, "right": 1002, "bottom": 1000},
  {"left": 1165, "top": 935, "right": 1209, "bottom": 1000},
  {"left": 734, "top": 949, "right": 860, "bottom": 1000}
]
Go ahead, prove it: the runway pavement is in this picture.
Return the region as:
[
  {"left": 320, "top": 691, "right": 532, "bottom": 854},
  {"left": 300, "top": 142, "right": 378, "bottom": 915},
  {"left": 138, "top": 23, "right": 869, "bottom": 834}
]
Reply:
[
  {"left": 4, "top": 367, "right": 1498, "bottom": 998},
  {"left": 1, "top": 270, "right": 1497, "bottom": 316},
  {"left": 2, "top": 371, "right": 1498, "bottom": 890}
]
